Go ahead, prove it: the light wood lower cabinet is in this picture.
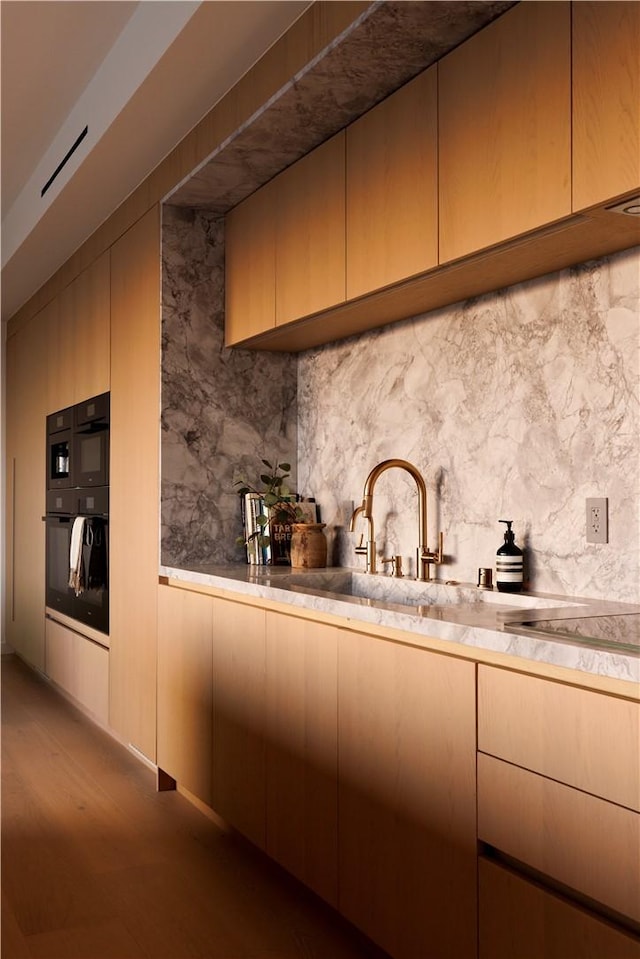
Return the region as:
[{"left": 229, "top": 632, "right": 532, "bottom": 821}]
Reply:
[
  {"left": 478, "top": 752, "right": 640, "bottom": 925},
  {"left": 212, "top": 598, "right": 267, "bottom": 849},
  {"left": 45, "top": 618, "right": 109, "bottom": 726},
  {"left": 338, "top": 630, "right": 477, "bottom": 959},
  {"left": 157, "top": 586, "right": 214, "bottom": 805},
  {"left": 478, "top": 665, "right": 640, "bottom": 811},
  {"left": 480, "top": 858, "right": 640, "bottom": 959},
  {"left": 265, "top": 612, "right": 338, "bottom": 906}
]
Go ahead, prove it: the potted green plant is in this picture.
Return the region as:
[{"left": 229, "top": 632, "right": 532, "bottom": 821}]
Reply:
[
  {"left": 235, "top": 459, "right": 302, "bottom": 562},
  {"left": 235, "top": 459, "right": 325, "bottom": 566}
]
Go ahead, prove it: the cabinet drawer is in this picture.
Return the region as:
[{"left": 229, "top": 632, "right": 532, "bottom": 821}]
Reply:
[
  {"left": 478, "top": 753, "right": 640, "bottom": 923},
  {"left": 480, "top": 857, "right": 640, "bottom": 959},
  {"left": 45, "top": 618, "right": 109, "bottom": 726},
  {"left": 478, "top": 665, "right": 640, "bottom": 811}
]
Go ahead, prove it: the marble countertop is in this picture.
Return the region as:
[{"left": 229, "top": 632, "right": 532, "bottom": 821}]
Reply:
[{"left": 160, "top": 563, "right": 640, "bottom": 686}]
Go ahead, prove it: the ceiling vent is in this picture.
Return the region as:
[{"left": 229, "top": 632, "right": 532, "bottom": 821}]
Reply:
[{"left": 41, "top": 125, "right": 88, "bottom": 197}]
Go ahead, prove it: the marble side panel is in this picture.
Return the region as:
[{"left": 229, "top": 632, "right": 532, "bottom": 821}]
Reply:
[
  {"left": 297, "top": 248, "right": 640, "bottom": 603},
  {"left": 161, "top": 205, "right": 297, "bottom": 567}
]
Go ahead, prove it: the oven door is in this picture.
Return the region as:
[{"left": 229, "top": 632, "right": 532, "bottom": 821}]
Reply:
[
  {"left": 45, "top": 514, "right": 75, "bottom": 617},
  {"left": 45, "top": 513, "right": 109, "bottom": 635}
]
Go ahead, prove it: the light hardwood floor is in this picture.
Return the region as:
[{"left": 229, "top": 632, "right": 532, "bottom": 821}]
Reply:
[{"left": 1, "top": 654, "right": 387, "bottom": 959}]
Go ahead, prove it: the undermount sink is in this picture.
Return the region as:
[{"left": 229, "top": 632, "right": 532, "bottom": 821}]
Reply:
[{"left": 284, "top": 569, "right": 579, "bottom": 611}]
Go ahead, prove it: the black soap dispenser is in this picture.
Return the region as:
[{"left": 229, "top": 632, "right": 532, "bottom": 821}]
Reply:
[{"left": 496, "top": 520, "right": 523, "bottom": 593}]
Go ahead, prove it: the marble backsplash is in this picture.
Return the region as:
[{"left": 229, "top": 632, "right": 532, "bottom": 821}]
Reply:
[
  {"left": 161, "top": 205, "right": 297, "bottom": 566},
  {"left": 298, "top": 247, "right": 640, "bottom": 603},
  {"left": 161, "top": 206, "right": 639, "bottom": 603}
]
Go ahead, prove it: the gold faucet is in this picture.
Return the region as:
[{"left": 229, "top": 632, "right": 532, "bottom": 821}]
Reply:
[{"left": 349, "top": 458, "right": 444, "bottom": 581}]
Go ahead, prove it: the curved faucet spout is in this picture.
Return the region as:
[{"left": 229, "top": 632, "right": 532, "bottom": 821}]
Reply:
[
  {"left": 356, "top": 458, "right": 444, "bottom": 581},
  {"left": 362, "top": 459, "right": 428, "bottom": 551}
]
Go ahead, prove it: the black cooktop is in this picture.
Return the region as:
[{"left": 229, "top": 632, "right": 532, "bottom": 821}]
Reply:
[{"left": 518, "top": 613, "right": 640, "bottom": 655}]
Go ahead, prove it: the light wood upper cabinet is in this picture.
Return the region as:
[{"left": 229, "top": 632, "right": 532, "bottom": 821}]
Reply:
[
  {"left": 157, "top": 586, "right": 214, "bottom": 806},
  {"left": 46, "top": 292, "right": 72, "bottom": 413},
  {"left": 346, "top": 67, "right": 437, "bottom": 298},
  {"left": 572, "top": 1, "right": 640, "bottom": 211},
  {"left": 438, "top": 1, "right": 571, "bottom": 262},
  {"left": 275, "top": 131, "right": 346, "bottom": 326},
  {"left": 338, "top": 630, "right": 477, "bottom": 959},
  {"left": 72, "top": 250, "right": 110, "bottom": 403},
  {"left": 212, "top": 598, "right": 267, "bottom": 850},
  {"left": 47, "top": 251, "right": 110, "bottom": 413},
  {"left": 109, "top": 206, "right": 160, "bottom": 762},
  {"left": 265, "top": 612, "right": 338, "bottom": 906},
  {"left": 225, "top": 180, "right": 276, "bottom": 345}
]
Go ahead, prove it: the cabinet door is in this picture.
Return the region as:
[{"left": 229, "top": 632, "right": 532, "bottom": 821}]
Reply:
[
  {"left": 265, "top": 612, "right": 338, "bottom": 906},
  {"left": 45, "top": 618, "right": 109, "bottom": 726},
  {"left": 478, "top": 665, "right": 640, "bottom": 811},
  {"left": 338, "top": 631, "right": 477, "bottom": 959},
  {"left": 480, "top": 858, "right": 640, "bottom": 959},
  {"left": 346, "top": 67, "right": 437, "bottom": 299},
  {"left": 46, "top": 289, "right": 73, "bottom": 414},
  {"left": 439, "top": 1, "right": 571, "bottom": 262},
  {"left": 478, "top": 753, "right": 640, "bottom": 924},
  {"left": 72, "top": 250, "right": 110, "bottom": 402},
  {"left": 46, "top": 253, "right": 110, "bottom": 412},
  {"left": 212, "top": 598, "right": 267, "bottom": 849},
  {"left": 109, "top": 206, "right": 160, "bottom": 762},
  {"left": 572, "top": 1, "right": 640, "bottom": 210},
  {"left": 225, "top": 180, "right": 276, "bottom": 345},
  {"left": 6, "top": 308, "right": 48, "bottom": 669},
  {"left": 275, "top": 131, "right": 345, "bottom": 326},
  {"left": 157, "top": 586, "right": 214, "bottom": 805}
]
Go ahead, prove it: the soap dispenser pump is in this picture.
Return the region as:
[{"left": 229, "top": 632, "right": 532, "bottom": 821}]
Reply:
[{"left": 496, "top": 520, "right": 523, "bottom": 593}]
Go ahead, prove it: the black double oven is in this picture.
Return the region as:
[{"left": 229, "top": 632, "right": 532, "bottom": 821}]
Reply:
[{"left": 45, "top": 392, "right": 110, "bottom": 635}]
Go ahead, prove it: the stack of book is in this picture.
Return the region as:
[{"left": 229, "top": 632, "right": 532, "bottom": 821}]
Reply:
[{"left": 241, "top": 493, "right": 318, "bottom": 565}]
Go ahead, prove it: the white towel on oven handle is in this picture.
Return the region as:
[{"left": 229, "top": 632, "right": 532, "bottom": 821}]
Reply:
[{"left": 68, "top": 516, "right": 86, "bottom": 596}]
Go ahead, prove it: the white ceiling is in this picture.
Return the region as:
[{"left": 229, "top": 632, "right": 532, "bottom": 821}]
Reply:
[{"left": 0, "top": 0, "right": 312, "bottom": 324}]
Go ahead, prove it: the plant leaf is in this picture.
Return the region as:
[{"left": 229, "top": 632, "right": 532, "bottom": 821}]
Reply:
[{"left": 279, "top": 463, "right": 291, "bottom": 472}]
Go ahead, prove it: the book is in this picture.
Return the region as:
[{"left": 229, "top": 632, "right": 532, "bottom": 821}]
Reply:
[{"left": 241, "top": 493, "right": 318, "bottom": 565}]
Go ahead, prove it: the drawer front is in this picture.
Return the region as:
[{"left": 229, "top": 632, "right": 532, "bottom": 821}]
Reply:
[
  {"left": 480, "top": 858, "right": 640, "bottom": 959},
  {"left": 478, "top": 665, "right": 640, "bottom": 811},
  {"left": 46, "top": 618, "right": 109, "bottom": 726},
  {"left": 478, "top": 753, "right": 640, "bottom": 923}
]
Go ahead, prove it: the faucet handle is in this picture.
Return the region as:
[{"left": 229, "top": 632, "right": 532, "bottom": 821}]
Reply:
[
  {"left": 421, "top": 532, "right": 444, "bottom": 564},
  {"left": 381, "top": 555, "right": 403, "bottom": 577},
  {"left": 354, "top": 533, "right": 367, "bottom": 556}
]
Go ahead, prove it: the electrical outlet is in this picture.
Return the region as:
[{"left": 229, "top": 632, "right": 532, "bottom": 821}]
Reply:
[{"left": 586, "top": 497, "right": 608, "bottom": 544}]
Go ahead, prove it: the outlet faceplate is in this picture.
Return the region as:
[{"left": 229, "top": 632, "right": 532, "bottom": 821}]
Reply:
[{"left": 586, "top": 497, "right": 608, "bottom": 544}]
